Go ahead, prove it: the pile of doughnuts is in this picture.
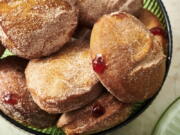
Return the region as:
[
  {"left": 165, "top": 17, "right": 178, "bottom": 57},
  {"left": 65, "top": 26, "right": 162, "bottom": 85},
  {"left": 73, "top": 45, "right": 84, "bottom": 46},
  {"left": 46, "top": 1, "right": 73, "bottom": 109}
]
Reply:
[{"left": 0, "top": 0, "right": 167, "bottom": 135}]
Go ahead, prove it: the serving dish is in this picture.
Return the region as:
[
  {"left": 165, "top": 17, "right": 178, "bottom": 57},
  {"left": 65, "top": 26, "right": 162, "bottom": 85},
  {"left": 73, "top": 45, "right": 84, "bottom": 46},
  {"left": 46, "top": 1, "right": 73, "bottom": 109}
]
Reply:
[{"left": 0, "top": 0, "right": 172, "bottom": 134}]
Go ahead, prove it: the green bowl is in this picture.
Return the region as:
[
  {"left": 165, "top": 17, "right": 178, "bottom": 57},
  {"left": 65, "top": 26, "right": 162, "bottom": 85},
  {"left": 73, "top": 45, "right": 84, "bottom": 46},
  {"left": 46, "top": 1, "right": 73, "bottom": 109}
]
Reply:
[{"left": 0, "top": 0, "right": 173, "bottom": 134}]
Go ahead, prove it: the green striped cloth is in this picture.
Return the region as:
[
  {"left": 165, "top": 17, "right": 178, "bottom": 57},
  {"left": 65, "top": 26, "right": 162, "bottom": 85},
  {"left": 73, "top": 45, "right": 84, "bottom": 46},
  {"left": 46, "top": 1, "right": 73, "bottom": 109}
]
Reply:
[{"left": 144, "top": 0, "right": 165, "bottom": 26}]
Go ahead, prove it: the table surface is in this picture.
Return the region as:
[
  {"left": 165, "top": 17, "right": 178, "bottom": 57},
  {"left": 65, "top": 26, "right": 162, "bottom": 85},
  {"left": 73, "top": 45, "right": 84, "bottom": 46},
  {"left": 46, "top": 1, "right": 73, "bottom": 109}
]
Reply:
[{"left": 0, "top": 0, "right": 179, "bottom": 135}]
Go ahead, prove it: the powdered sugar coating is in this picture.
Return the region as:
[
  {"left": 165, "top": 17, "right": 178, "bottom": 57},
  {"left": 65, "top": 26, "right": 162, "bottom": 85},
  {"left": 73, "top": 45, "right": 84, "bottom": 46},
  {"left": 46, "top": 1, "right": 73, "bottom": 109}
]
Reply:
[
  {"left": 57, "top": 93, "right": 132, "bottom": 135},
  {"left": 0, "top": 56, "right": 59, "bottom": 128},
  {"left": 25, "top": 40, "right": 102, "bottom": 113},
  {"left": 90, "top": 12, "right": 166, "bottom": 103},
  {"left": 0, "top": 0, "right": 78, "bottom": 59},
  {"left": 78, "top": 0, "right": 143, "bottom": 26}
]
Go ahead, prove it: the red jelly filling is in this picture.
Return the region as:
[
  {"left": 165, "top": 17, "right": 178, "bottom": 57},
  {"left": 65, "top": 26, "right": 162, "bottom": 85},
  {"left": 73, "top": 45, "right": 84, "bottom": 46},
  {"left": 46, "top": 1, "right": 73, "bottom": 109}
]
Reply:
[
  {"left": 92, "top": 104, "right": 105, "bottom": 118},
  {"left": 92, "top": 54, "right": 106, "bottom": 73},
  {"left": 150, "top": 27, "right": 166, "bottom": 37},
  {"left": 3, "top": 93, "right": 19, "bottom": 105}
]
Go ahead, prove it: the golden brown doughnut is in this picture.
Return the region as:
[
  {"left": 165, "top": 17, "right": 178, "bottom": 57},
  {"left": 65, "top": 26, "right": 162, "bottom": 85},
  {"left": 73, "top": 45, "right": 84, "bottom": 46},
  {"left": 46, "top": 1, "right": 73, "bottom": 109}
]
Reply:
[
  {"left": 0, "top": 0, "right": 78, "bottom": 59},
  {"left": 90, "top": 12, "right": 166, "bottom": 103},
  {"left": 25, "top": 40, "right": 103, "bottom": 113},
  {"left": 57, "top": 92, "right": 132, "bottom": 135},
  {"left": 0, "top": 56, "right": 59, "bottom": 128}
]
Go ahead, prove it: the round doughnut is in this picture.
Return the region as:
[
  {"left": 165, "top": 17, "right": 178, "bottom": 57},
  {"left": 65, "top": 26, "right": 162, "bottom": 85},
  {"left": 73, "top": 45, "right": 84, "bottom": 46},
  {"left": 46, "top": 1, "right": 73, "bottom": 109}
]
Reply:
[
  {"left": 90, "top": 12, "right": 166, "bottom": 103},
  {"left": 57, "top": 92, "right": 132, "bottom": 135},
  {"left": 0, "top": 0, "right": 78, "bottom": 59},
  {"left": 25, "top": 40, "right": 103, "bottom": 113},
  {"left": 0, "top": 56, "right": 59, "bottom": 128}
]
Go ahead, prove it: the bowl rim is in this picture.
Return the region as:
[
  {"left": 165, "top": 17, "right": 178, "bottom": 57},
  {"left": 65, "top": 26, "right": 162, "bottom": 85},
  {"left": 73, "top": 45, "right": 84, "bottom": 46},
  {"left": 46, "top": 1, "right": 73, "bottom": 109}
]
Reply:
[{"left": 0, "top": 0, "right": 173, "bottom": 135}]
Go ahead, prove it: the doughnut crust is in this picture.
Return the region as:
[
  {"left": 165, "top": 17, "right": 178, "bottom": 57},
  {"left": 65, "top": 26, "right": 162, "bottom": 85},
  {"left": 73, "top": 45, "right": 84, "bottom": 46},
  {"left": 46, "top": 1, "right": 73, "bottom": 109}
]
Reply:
[
  {"left": 90, "top": 12, "right": 166, "bottom": 103},
  {"left": 0, "top": 56, "right": 59, "bottom": 128},
  {"left": 57, "top": 92, "right": 132, "bottom": 135},
  {"left": 25, "top": 40, "right": 103, "bottom": 113},
  {"left": 78, "top": 0, "right": 143, "bottom": 26},
  {"left": 0, "top": 0, "right": 78, "bottom": 59}
]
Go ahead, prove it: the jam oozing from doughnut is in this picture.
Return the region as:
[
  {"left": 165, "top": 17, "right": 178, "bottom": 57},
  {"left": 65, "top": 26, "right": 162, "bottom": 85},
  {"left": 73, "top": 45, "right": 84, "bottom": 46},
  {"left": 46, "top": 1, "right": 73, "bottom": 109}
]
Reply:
[
  {"left": 92, "top": 104, "right": 105, "bottom": 118},
  {"left": 3, "top": 93, "right": 19, "bottom": 105},
  {"left": 92, "top": 54, "right": 106, "bottom": 73},
  {"left": 150, "top": 27, "right": 165, "bottom": 37}
]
